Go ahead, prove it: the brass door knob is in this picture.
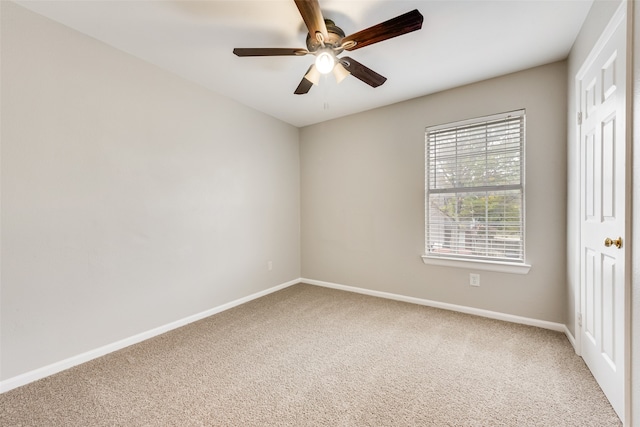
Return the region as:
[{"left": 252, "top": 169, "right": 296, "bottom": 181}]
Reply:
[{"left": 604, "top": 237, "right": 623, "bottom": 249}]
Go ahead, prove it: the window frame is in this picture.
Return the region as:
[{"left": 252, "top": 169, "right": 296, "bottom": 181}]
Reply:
[{"left": 422, "top": 110, "right": 531, "bottom": 274}]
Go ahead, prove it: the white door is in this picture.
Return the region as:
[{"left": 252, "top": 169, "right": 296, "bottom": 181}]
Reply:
[{"left": 578, "top": 8, "right": 627, "bottom": 423}]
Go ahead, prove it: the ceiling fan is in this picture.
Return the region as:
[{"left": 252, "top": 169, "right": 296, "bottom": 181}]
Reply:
[{"left": 233, "top": 0, "right": 423, "bottom": 95}]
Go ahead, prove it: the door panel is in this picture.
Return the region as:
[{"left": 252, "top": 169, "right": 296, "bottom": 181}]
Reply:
[
  {"left": 602, "top": 116, "right": 616, "bottom": 218},
  {"left": 578, "top": 12, "right": 626, "bottom": 422},
  {"left": 601, "top": 253, "right": 615, "bottom": 367},
  {"left": 584, "top": 131, "right": 596, "bottom": 219},
  {"left": 584, "top": 248, "right": 596, "bottom": 343}
]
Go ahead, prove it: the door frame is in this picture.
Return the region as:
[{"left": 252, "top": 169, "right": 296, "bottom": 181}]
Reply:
[{"left": 574, "top": 1, "right": 632, "bottom": 424}]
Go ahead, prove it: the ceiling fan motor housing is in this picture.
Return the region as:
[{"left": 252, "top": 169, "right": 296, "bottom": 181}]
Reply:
[{"left": 306, "top": 19, "right": 346, "bottom": 54}]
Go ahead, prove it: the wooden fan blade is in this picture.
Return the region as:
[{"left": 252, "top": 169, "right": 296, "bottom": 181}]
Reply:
[
  {"left": 294, "top": 0, "right": 328, "bottom": 41},
  {"left": 341, "top": 57, "right": 387, "bottom": 88},
  {"left": 233, "top": 48, "right": 307, "bottom": 57},
  {"left": 294, "top": 66, "right": 315, "bottom": 95},
  {"left": 342, "top": 9, "right": 423, "bottom": 51}
]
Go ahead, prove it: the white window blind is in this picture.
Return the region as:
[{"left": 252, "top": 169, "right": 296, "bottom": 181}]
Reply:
[{"left": 425, "top": 110, "right": 525, "bottom": 263}]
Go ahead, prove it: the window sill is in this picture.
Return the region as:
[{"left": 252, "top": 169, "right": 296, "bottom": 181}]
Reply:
[{"left": 421, "top": 255, "right": 531, "bottom": 274}]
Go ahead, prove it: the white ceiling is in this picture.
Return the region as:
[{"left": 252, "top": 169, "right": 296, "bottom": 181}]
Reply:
[{"left": 14, "top": 0, "right": 593, "bottom": 127}]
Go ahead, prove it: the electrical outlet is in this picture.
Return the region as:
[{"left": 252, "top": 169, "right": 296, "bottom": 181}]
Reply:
[
  {"left": 267, "top": 261, "right": 273, "bottom": 271},
  {"left": 469, "top": 273, "right": 480, "bottom": 287}
]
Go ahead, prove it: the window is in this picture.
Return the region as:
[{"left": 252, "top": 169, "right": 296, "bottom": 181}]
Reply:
[{"left": 424, "top": 110, "right": 525, "bottom": 265}]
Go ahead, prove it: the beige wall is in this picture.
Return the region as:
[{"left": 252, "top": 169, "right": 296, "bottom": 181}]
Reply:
[
  {"left": 0, "top": 3, "right": 300, "bottom": 380},
  {"left": 300, "top": 61, "right": 568, "bottom": 323}
]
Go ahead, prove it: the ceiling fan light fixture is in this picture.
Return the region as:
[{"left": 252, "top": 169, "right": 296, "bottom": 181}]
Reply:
[
  {"left": 304, "top": 65, "right": 321, "bottom": 85},
  {"left": 315, "top": 50, "right": 335, "bottom": 74},
  {"left": 333, "top": 62, "right": 350, "bottom": 83}
]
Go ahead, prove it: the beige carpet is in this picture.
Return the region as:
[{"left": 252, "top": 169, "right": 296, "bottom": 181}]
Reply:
[{"left": 0, "top": 283, "right": 621, "bottom": 426}]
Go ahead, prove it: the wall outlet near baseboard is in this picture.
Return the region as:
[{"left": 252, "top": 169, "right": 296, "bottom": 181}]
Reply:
[
  {"left": 469, "top": 273, "right": 480, "bottom": 287},
  {"left": 267, "top": 261, "right": 273, "bottom": 271}
]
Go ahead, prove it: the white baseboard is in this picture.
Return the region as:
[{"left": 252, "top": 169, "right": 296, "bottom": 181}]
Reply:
[
  {"left": 302, "top": 278, "right": 566, "bottom": 333},
  {"left": 563, "top": 325, "right": 577, "bottom": 350},
  {"left": 1, "top": 277, "right": 571, "bottom": 394},
  {"left": 0, "top": 279, "right": 300, "bottom": 394}
]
